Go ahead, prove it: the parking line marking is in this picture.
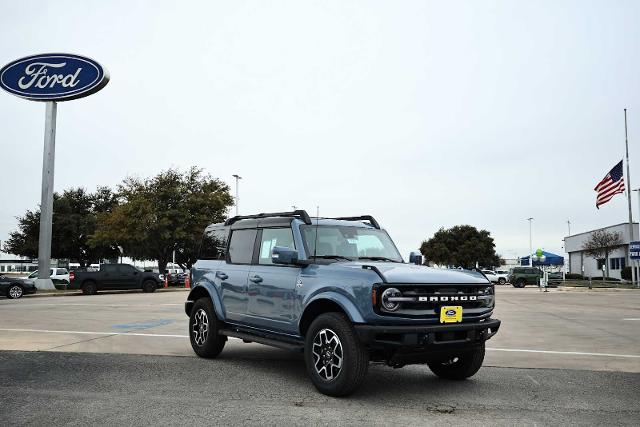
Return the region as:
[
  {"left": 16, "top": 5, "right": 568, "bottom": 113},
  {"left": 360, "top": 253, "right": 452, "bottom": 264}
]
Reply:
[
  {"left": 623, "top": 318, "right": 640, "bottom": 321},
  {"left": 0, "top": 328, "right": 188, "bottom": 338},
  {"left": 1, "top": 329, "right": 639, "bottom": 359},
  {"left": 487, "top": 347, "right": 640, "bottom": 358},
  {"left": 0, "top": 303, "right": 183, "bottom": 308}
]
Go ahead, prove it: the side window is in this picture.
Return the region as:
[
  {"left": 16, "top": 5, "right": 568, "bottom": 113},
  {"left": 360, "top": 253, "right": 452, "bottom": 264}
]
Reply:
[
  {"left": 228, "top": 229, "right": 258, "bottom": 264},
  {"left": 117, "top": 265, "right": 132, "bottom": 274},
  {"left": 102, "top": 265, "right": 116, "bottom": 273},
  {"left": 259, "top": 228, "right": 296, "bottom": 265},
  {"left": 200, "top": 228, "right": 229, "bottom": 260}
]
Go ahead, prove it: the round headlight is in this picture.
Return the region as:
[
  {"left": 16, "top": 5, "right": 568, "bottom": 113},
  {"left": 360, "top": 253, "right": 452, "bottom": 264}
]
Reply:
[{"left": 381, "top": 287, "right": 402, "bottom": 311}]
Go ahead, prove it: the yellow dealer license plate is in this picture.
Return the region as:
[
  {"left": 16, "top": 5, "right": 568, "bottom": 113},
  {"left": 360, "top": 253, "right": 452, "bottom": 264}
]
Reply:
[{"left": 440, "top": 306, "right": 463, "bottom": 323}]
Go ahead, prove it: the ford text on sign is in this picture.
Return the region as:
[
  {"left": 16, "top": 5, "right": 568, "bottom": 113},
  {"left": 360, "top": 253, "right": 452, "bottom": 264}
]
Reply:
[{"left": 0, "top": 53, "right": 109, "bottom": 101}]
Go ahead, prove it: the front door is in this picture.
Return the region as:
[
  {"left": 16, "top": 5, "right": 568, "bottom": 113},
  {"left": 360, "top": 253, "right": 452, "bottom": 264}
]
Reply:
[
  {"left": 246, "top": 227, "right": 300, "bottom": 334},
  {"left": 220, "top": 228, "right": 257, "bottom": 322}
]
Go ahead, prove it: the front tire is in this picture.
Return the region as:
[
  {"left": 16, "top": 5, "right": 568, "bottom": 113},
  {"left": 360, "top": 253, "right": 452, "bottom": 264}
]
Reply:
[
  {"left": 498, "top": 278, "right": 506, "bottom": 285},
  {"left": 142, "top": 280, "right": 157, "bottom": 293},
  {"left": 7, "top": 285, "right": 24, "bottom": 299},
  {"left": 514, "top": 279, "right": 526, "bottom": 288},
  {"left": 427, "top": 344, "right": 485, "bottom": 380},
  {"left": 304, "top": 313, "right": 368, "bottom": 397},
  {"left": 189, "top": 298, "right": 226, "bottom": 358}
]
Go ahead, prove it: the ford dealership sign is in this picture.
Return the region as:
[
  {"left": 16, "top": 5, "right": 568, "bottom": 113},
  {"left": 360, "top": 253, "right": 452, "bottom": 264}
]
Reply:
[{"left": 0, "top": 53, "right": 109, "bottom": 101}]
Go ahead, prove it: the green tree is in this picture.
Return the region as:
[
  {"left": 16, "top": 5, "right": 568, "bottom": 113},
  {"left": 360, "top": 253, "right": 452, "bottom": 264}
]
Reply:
[
  {"left": 2, "top": 187, "right": 120, "bottom": 266},
  {"left": 91, "top": 167, "right": 233, "bottom": 272},
  {"left": 420, "top": 225, "right": 501, "bottom": 269}
]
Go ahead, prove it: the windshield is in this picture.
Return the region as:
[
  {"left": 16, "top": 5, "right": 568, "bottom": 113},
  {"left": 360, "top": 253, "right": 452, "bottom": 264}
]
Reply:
[{"left": 301, "top": 225, "right": 403, "bottom": 262}]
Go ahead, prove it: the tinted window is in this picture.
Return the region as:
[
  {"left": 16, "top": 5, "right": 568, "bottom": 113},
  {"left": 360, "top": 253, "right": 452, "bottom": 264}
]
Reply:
[
  {"left": 201, "top": 228, "right": 229, "bottom": 260},
  {"left": 228, "top": 229, "right": 257, "bottom": 264},
  {"left": 101, "top": 265, "right": 117, "bottom": 272},
  {"left": 117, "top": 265, "right": 135, "bottom": 273},
  {"left": 58, "top": 268, "right": 68, "bottom": 274},
  {"left": 259, "top": 228, "right": 296, "bottom": 265}
]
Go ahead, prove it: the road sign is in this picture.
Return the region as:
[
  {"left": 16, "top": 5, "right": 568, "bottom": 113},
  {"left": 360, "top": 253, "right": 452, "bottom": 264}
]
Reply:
[
  {"left": 629, "top": 241, "right": 640, "bottom": 260},
  {"left": 0, "top": 53, "right": 109, "bottom": 289}
]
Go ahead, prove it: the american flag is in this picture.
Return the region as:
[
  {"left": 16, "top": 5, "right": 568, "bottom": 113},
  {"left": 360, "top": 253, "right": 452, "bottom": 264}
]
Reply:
[{"left": 594, "top": 160, "right": 626, "bottom": 209}]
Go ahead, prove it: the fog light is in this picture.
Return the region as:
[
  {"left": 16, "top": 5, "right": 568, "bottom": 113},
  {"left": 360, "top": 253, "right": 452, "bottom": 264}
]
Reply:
[{"left": 381, "top": 287, "right": 402, "bottom": 311}]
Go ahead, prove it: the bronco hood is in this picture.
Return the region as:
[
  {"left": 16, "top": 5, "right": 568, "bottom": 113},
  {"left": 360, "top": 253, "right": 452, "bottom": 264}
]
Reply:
[{"left": 342, "top": 262, "right": 490, "bottom": 284}]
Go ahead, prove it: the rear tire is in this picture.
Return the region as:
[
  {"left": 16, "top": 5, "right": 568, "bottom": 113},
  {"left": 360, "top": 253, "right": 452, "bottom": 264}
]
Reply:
[
  {"left": 7, "top": 285, "right": 24, "bottom": 299},
  {"left": 189, "top": 298, "right": 226, "bottom": 358},
  {"left": 304, "top": 312, "right": 369, "bottom": 397},
  {"left": 142, "top": 280, "right": 157, "bottom": 293},
  {"left": 427, "top": 344, "right": 485, "bottom": 380},
  {"left": 81, "top": 281, "right": 98, "bottom": 295}
]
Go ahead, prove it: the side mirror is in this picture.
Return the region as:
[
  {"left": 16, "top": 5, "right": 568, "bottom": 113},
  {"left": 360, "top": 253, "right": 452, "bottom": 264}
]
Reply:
[
  {"left": 272, "top": 246, "right": 299, "bottom": 265},
  {"left": 409, "top": 251, "right": 423, "bottom": 265}
]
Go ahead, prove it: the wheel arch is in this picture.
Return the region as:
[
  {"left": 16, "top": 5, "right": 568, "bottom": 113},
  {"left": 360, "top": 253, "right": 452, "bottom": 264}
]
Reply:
[
  {"left": 185, "top": 283, "right": 224, "bottom": 320},
  {"left": 299, "top": 293, "right": 365, "bottom": 337}
]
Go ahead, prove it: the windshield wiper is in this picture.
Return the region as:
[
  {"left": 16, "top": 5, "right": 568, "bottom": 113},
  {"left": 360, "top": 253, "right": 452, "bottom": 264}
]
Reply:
[
  {"left": 310, "top": 255, "right": 353, "bottom": 261},
  {"left": 358, "top": 256, "right": 401, "bottom": 263}
]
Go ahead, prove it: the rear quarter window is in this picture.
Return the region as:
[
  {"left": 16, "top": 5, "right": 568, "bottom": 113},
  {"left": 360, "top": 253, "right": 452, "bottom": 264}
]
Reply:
[{"left": 200, "top": 228, "right": 230, "bottom": 260}]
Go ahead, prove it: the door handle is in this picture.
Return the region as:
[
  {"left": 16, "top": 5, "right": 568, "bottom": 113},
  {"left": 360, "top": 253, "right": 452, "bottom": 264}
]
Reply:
[
  {"left": 216, "top": 272, "right": 228, "bottom": 280},
  {"left": 249, "top": 275, "right": 263, "bottom": 283}
]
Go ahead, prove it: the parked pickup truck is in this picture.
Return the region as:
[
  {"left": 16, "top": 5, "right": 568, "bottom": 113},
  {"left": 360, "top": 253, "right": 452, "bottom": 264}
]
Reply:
[
  {"left": 69, "top": 263, "right": 162, "bottom": 295},
  {"left": 185, "top": 210, "right": 500, "bottom": 396}
]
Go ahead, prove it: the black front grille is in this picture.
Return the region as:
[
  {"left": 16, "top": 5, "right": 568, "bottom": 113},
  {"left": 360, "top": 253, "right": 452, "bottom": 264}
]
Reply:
[{"left": 376, "top": 284, "right": 493, "bottom": 319}]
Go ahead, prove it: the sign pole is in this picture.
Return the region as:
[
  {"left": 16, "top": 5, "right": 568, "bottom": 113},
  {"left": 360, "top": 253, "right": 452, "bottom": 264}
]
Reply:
[{"left": 36, "top": 101, "right": 57, "bottom": 290}]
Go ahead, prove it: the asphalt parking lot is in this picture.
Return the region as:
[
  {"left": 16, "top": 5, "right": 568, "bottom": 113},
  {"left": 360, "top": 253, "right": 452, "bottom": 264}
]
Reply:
[{"left": 1, "top": 286, "right": 639, "bottom": 425}]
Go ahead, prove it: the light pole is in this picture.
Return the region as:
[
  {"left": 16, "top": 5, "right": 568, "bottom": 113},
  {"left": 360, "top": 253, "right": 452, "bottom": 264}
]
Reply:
[
  {"left": 567, "top": 220, "right": 571, "bottom": 236},
  {"left": 527, "top": 217, "right": 534, "bottom": 267},
  {"left": 232, "top": 174, "right": 242, "bottom": 216}
]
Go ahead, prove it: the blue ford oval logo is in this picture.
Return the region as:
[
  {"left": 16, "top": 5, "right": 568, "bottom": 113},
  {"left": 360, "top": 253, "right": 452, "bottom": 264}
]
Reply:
[
  {"left": 0, "top": 53, "right": 109, "bottom": 101},
  {"left": 446, "top": 309, "right": 456, "bottom": 316}
]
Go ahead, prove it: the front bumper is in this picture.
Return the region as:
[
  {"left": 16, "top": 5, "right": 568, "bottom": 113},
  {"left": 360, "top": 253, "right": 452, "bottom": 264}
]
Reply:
[
  {"left": 354, "top": 318, "right": 501, "bottom": 347},
  {"left": 355, "top": 319, "right": 501, "bottom": 367}
]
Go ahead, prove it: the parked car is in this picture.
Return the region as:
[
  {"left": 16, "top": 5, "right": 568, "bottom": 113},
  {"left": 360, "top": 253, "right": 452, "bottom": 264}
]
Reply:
[
  {"left": 68, "top": 264, "right": 162, "bottom": 295},
  {"left": 508, "top": 267, "right": 542, "bottom": 288},
  {"left": 481, "top": 270, "right": 499, "bottom": 283},
  {"left": 494, "top": 270, "right": 509, "bottom": 285},
  {"left": 28, "top": 268, "right": 70, "bottom": 284},
  {"left": 0, "top": 275, "right": 37, "bottom": 299},
  {"left": 185, "top": 210, "right": 500, "bottom": 396},
  {"left": 547, "top": 271, "right": 563, "bottom": 286}
]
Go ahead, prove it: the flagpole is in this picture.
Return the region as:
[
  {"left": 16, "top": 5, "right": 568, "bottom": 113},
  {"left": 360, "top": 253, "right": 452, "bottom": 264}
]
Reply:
[{"left": 625, "top": 109, "right": 633, "bottom": 237}]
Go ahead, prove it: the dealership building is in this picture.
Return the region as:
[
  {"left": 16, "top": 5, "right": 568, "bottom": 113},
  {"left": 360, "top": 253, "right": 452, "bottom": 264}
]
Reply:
[{"left": 564, "top": 222, "right": 638, "bottom": 279}]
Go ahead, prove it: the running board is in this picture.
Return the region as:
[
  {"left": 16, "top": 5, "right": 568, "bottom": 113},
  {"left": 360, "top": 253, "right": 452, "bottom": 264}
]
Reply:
[{"left": 219, "top": 329, "right": 305, "bottom": 352}]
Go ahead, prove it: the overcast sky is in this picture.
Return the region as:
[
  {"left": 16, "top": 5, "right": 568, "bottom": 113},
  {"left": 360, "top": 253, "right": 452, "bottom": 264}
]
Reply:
[{"left": 2, "top": 0, "right": 640, "bottom": 261}]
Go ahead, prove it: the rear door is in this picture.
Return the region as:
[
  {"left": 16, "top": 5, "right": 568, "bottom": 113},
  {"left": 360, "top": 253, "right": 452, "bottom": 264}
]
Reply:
[
  {"left": 220, "top": 228, "right": 257, "bottom": 322},
  {"left": 246, "top": 227, "right": 301, "bottom": 333},
  {"left": 115, "top": 264, "right": 140, "bottom": 289}
]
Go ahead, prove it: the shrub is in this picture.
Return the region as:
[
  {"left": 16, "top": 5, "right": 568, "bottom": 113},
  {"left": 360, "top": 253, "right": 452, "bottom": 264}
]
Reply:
[
  {"left": 621, "top": 266, "right": 632, "bottom": 281},
  {"left": 565, "top": 273, "right": 583, "bottom": 280}
]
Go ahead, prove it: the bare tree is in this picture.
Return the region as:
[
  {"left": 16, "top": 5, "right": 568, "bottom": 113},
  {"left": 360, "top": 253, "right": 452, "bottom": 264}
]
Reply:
[{"left": 582, "top": 230, "right": 622, "bottom": 278}]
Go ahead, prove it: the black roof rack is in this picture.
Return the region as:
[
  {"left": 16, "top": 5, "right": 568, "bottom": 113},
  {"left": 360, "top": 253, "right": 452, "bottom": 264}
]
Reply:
[
  {"left": 331, "top": 215, "right": 380, "bottom": 229},
  {"left": 224, "top": 209, "right": 312, "bottom": 226}
]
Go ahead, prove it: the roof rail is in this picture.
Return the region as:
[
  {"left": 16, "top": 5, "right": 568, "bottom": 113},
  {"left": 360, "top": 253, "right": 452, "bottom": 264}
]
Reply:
[
  {"left": 331, "top": 215, "right": 381, "bottom": 229},
  {"left": 224, "top": 209, "right": 312, "bottom": 226}
]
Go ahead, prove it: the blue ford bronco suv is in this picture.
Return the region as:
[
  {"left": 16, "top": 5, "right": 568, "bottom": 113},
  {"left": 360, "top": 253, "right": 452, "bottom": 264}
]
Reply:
[{"left": 185, "top": 210, "right": 500, "bottom": 396}]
